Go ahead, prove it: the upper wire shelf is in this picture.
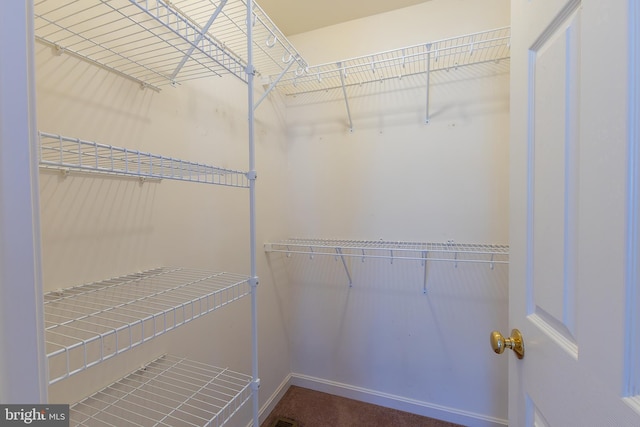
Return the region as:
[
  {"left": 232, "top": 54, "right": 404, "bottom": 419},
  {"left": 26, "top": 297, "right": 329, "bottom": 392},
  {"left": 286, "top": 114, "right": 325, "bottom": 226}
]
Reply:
[
  {"left": 34, "top": 0, "right": 307, "bottom": 90},
  {"left": 265, "top": 238, "right": 509, "bottom": 264},
  {"left": 45, "top": 267, "right": 251, "bottom": 384},
  {"left": 39, "top": 131, "right": 250, "bottom": 188},
  {"left": 272, "top": 27, "right": 511, "bottom": 97},
  {"left": 70, "top": 354, "right": 252, "bottom": 426}
]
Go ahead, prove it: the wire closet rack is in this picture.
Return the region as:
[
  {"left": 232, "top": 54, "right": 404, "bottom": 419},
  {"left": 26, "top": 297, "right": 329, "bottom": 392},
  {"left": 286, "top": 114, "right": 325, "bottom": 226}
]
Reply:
[
  {"left": 265, "top": 238, "right": 509, "bottom": 263},
  {"left": 45, "top": 267, "right": 251, "bottom": 384},
  {"left": 70, "top": 354, "right": 252, "bottom": 426},
  {"left": 34, "top": 1, "right": 266, "bottom": 425},
  {"left": 265, "top": 238, "right": 509, "bottom": 292},
  {"left": 269, "top": 26, "right": 511, "bottom": 130},
  {"left": 33, "top": 0, "right": 307, "bottom": 91},
  {"left": 273, "top": 27, "right": 511, "bottom": 97},
  {"left": 39, "top": 132, "right": 250, "bottom": 187}
]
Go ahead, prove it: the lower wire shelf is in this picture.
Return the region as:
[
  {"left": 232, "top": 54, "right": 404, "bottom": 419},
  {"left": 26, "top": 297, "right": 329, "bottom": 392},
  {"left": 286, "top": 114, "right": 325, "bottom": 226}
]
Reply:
[
  {"left": 264, "top": 238, "right": 509, "bottom": 263},
  {"left": 45, "top": 267, "right": 251, "bottom": 384},
  {"left": 70, "top": 354, "right": 252, "bottom": 427},
  {"left": 265, "top": 238, "right": 509, "bottom": 292}
]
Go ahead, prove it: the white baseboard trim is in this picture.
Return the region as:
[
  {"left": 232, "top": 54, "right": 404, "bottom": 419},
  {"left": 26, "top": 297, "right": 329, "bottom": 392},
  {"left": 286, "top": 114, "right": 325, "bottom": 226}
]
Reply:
[
  {"left": 289, "top": 373, "right": 508, "bottom": 427},
  {"left": 246, "top": 373, "right": 293, "bottom": 427}
]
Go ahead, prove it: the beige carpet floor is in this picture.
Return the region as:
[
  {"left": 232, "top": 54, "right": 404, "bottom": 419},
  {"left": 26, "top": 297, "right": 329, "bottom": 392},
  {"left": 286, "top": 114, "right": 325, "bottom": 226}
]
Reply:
[{"left": 260, "top": 386, "right": 465, "bottom": 427}]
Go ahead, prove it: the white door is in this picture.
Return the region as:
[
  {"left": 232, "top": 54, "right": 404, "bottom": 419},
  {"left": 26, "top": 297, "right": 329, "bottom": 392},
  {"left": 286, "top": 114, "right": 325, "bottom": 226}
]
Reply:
[{"left": 508, "top": 0, "right": 640, "bottom": 425}]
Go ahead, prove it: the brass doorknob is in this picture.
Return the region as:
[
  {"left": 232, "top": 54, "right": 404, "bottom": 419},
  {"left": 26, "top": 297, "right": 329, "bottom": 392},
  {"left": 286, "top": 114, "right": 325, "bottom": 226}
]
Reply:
[{"left": 490, "top": 329, "right": 525, "bottom": 359}]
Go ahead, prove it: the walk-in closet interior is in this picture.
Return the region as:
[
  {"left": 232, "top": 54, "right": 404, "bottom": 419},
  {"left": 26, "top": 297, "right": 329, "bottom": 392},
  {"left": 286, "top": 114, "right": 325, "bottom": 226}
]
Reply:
[{"left": 1, "top": 0, "right": 510, "bottom": 426}]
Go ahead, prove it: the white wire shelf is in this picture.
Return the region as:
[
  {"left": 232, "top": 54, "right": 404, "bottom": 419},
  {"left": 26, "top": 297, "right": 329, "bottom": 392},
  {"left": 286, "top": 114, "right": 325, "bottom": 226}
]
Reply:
[
  {"left": 34, "top": 0, "right": 306, "bottom": 90},
  {"left": 70, "top": 354, "right": 252, "bottom": 427},
  {"left": 45, "top": 267, "right": 251, "bottom": 384},
  {"left": 273, "top": 27, "right": 511, "bottom": 97},
  {"left": 38, "top": 132, "right": 250, "bottom": 188},
  {"left": 265, "top": 238, "right": 509, "bottom": 263},
  {"left": 265, "top": 238, "right": 509, "bottom": 293}
]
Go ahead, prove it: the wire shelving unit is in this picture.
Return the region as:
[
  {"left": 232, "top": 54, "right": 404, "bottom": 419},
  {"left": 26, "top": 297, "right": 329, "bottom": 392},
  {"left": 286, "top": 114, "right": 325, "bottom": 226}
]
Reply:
[
  {"left": 70, "top": 354, "right": 253, "bottom": 426},
  {"left": 269, "top": 27, "right": 511, "bottom": 130},
  {"left": 274, "top": 27, "right": 510, "bottom": 96},
  {"left": 265, "top": 238, "right": 509, "bottom": 292},
  {"left": 33, "top": 0, "right": 307, "bottom": 91},
  {"left": 39, "top": 132, "right": 250, "bottom": 187},
  {"left": 33, "top": 1, "right": 269, "bottom": 426},
  {"left": 265, "top": 238, "right": 509, "bottom": 263},
  {"left": 45, "top": 267, "right": 251, "bottom": 384}
]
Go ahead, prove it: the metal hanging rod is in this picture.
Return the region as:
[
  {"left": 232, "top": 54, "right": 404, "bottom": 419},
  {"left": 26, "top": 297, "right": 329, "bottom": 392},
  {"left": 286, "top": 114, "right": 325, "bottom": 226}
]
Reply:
[
  {"left": 39, "top": 131, "right": 251, "bottom": 188},
  {"left": 34, "top": 0, "right": 307, "bottom": 89},
  {"left": 45, "top": 267, "right": 251, "bottom": 384},
  {"left": 70, "top": 354, "right": 253, "bottom": 426}
]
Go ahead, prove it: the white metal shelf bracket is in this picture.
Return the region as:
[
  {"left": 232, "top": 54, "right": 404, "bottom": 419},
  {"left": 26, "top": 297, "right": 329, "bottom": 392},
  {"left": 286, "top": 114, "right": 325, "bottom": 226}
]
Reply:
[
  {"left": 336, "top": 247, "right": 353, "bottom": 287},
  {"left": 170, "top": 0, "right": 228, "bottom": 80},
  {"left": 337, "top": 62, "right": 354, "bottom": 132},
  {"left": 129, "top": 0, "right": 247, "bottom": 83},
  {"left": 255, "top": 56, "right": 297, "bottom": 110}
]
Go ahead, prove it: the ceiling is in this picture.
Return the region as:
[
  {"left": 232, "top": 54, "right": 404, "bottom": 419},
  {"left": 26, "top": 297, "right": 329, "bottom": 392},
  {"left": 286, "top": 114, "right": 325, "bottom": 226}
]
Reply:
[{"left": 256, "top": 0, "right": 432, "bottom": 36}]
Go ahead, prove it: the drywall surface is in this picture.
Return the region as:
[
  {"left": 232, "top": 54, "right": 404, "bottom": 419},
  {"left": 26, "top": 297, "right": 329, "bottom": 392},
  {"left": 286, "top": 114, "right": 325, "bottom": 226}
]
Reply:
[
  {"left": 276, "top": 0, "right": 510, "bottom": 425},
  {"left": 285, "top": 0, "right": 510, "bottom": 243},
  {"left": 35, "top": 41, "right": 291, "bottom": 426},
  {"left": 290, "top": 0, "right": 511, "bottom": 65}
]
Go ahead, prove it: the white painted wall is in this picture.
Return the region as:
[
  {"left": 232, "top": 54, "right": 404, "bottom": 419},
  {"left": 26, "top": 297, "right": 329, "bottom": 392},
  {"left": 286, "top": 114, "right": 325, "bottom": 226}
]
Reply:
[
  {"left": 271, "top": 1, "right": 510, "bottom": 425},
  {"left": 290, "top": 0, "right": 511, "bottom": 65}
]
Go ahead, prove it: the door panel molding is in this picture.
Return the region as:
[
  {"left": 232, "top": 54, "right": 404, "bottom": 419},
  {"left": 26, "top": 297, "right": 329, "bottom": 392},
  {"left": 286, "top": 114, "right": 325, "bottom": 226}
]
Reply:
[
  {"left": 526, "top": 6, "right": 581, "bottom": 349},
  {"left": 526, "top": 394, "right": 551, "bottom": 427},
  {"left": 528, "top": 311, "right": 578, "bottom": 359},
  {"left": 529, "top": 0, "right": 582, "bottom": 52}
]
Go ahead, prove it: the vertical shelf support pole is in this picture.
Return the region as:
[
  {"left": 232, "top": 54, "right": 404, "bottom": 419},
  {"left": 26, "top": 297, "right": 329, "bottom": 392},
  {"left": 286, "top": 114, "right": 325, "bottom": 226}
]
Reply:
[
  {"left": 337, "top": 62, "right": 354, "bottom": 132},
  {"left": 246, "top": 1, "right": 260, "bottom": 425},
  {"left": 425, "top": 44, "right": 431, "bottom": 124},
  {"left": 335, "top": 247, "right": 353, "bottom": 287}
]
